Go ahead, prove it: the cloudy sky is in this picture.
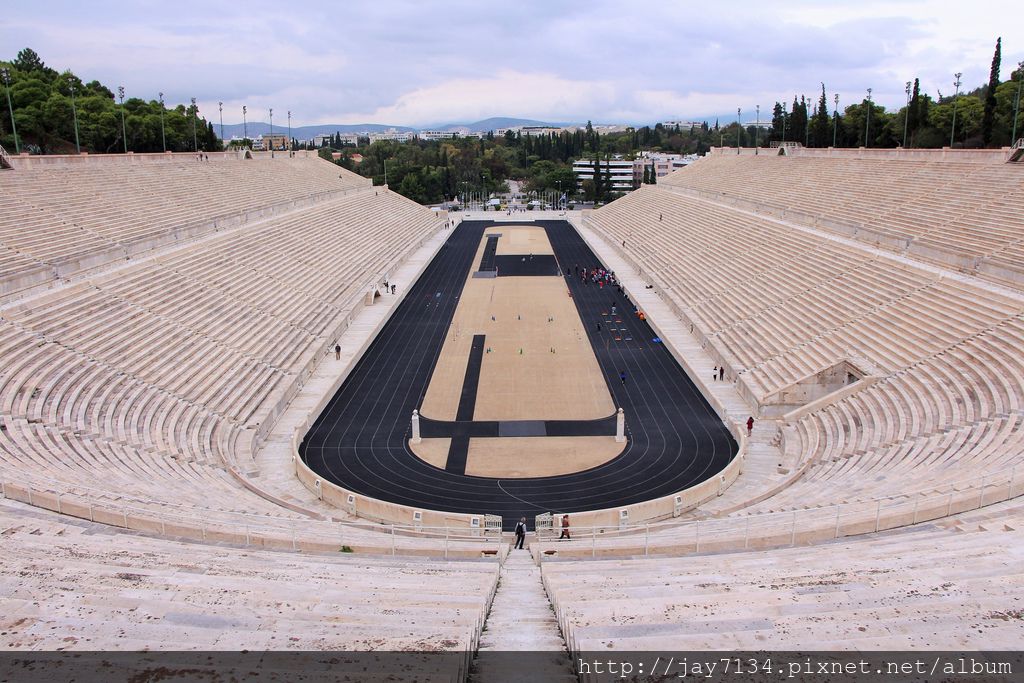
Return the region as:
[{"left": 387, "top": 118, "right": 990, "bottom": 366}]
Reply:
[{"left": 3, "top": 0, "right": 1022, "bottom": 127}]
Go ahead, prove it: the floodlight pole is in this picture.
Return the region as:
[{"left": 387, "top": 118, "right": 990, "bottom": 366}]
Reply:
[
  {"left": 736, "top": 107, "right": 741, "bottom": 153},
  {"left": 902, "top": 81, "right": 912, "bottom": 148},
  {"left": 269, "top": 108, "right": 274, "bottom": 157},
  {"left": 804, "top": 95, "right": 810, "bottom": 147},
  {"left": 118, "top": 86, "right": 128, "bottom": 153},
  {"left": 218, "top": 101, "right": 224, "bottom": 144},
  {"left": 833, "top": 93, "right": 839, "bottom": 147},
  {"left": 191, "top": 97, "right": 198, "bottom": 152},
  {"left": 782, "top": 102, "right": 787, "bottom": 143},
  {"left": 1013, "top": 70, "right": 1023, "bottom": 144},
  {"left": 68, "top": 79, "right": 80, "bottom": 154},
  {"left": 755, "top": 104, "right": 759, "bottom": 154},
  {"left": 287, "top": 110, "right": 292, "bottom": 152},
  {"left": 864, "top": 88, "right": 872, "bottom": 148},
  {"left": 1, "top": 68, "right": 19, "bottom": 154},
  {"left": 242, "top": 105, "right": 248, "bottom": 143},
  {"left": 950, "top": 72, "right": 962, "bottom": 147},
  {"left": 158, "top": 92, "right": 166, "bottom": 152}
]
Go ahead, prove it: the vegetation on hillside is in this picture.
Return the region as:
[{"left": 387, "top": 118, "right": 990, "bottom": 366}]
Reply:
[{"left": 0, "top": 48, "right": 221, "bottom": 154}]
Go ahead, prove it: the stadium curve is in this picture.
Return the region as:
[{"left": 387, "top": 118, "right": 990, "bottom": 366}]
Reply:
[{"left": 299, "top": 220, "right": 738, "bottom": 528}]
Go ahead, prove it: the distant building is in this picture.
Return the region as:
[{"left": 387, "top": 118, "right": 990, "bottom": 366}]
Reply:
[
  {"left": 262, "top": 134, "right": 287, "bottom": 151},
  {"left": 572, "top": 156, "right": 642, "bottom": 193},
  {"left": 419, "top": 130, "right": 459, "bottom": 141},
  {"left": 638, "top": 152, "right": 700, "bottom": 178},
  {"left": 367, "top": 129, "right": 414, "bottom": 143}
]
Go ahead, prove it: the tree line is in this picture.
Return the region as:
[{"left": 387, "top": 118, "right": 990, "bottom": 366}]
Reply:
[{"left": 0, "top": 48, "right": 221, "bottom": 154}]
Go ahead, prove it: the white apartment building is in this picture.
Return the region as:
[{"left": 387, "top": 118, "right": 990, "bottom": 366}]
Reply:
[
  {"left": 572, "top": 157, "right": 641, "bottom": 193},
  {"left": 418, "top": 130, "right": 459, "bottom": 141}
]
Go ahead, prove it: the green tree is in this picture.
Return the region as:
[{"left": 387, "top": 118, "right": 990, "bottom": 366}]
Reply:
[{"left": 982, "top": 37, "right": 1001, "bottom": 146}]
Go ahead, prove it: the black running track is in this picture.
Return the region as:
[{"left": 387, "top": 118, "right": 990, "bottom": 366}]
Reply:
[{"left": 300, "top": 220, "right": 736, "bottom": 529}]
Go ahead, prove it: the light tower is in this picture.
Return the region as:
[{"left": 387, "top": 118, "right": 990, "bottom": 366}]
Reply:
[
  {"left": 755, "top": 104, "right": 760, "bottom": 154},
  {"left": 68, "top": 77, "right": 80, "bottom": 154},
  {"left": 242, "top": 105, "right": 248, "bottom": 142},
  {"left": 864, "top": 88, "right": 873, "bottom": 148},
  {"left": 118, "top": 85, "right": 128, "bottom": 153},
  {"left": 218, "top": 101, "right": 224, "bottom": 143},
  {"left": 158, "top": 92, "right": 166, "bottom": 152},
  {"left": 950, "top": 72, "right": 962, "bottom": 147},
  {"left": 833, "top": 93, "right": 839, "bottom": 147},
  {"left": 1, "top": 68, "right": 19, "bottom": 154},
  {"left": 287, "top": 110, "right": 291, "bottom": 153},
  {"left": 902, "top": 81, "right": 912, "bottom": 148},
  {"left": 190, "top": 97, "right": 198, "bottom": 152}
]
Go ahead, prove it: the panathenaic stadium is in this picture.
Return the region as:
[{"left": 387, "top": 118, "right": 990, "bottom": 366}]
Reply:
[{"left": 1, "top": 143, "right": 1023, "bottom": 679}]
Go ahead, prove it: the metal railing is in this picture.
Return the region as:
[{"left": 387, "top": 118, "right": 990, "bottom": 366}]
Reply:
[{"left": 534, "top": 465, "right": 1022, "bottom": 560}]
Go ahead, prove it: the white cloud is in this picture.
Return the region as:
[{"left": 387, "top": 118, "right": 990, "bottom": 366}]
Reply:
[{"left": 2, "top": 0, "right": 1021, "bottom": 125}]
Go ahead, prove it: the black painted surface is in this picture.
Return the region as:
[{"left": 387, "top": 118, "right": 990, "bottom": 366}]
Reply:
[{"left": 300, "top": 220, "right": 737, "bottom": 530}]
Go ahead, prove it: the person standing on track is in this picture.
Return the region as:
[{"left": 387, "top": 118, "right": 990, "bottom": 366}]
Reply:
[
  {"left": 514, "top": 517, "right": 526, "bottom": 549},
  {"left": 619, "top": 370, "right": 627, "bottom": 385}
]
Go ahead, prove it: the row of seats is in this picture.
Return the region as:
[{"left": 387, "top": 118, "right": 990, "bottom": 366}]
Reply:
[
  {"left": 584, "top": 173, "right": 1024, "bottom": 545},
  {"left": 0, "top": 160, "right": 452, "bottom": 545},
  {"left": 543, "top": 498, "right": 1024, "bottom": 650},
  {"left": 0, "top": 497, "right": 498, "bottom": 653},
  {"left": 0, "top": 157, "right": 370, "bottom": 297},
  {"left": 660, "top": 153, "right": 1024, "bottom": 284}
]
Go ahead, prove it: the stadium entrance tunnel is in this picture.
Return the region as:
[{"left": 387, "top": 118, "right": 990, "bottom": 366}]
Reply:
[{"left": 298, "top": 220, "right": 738, "bottom": 530}]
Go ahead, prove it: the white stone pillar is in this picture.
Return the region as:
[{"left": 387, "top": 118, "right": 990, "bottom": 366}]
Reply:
[
  {"left": 615, "top": 408, "right": 625, "bottom": 443},
  {"left": 411, "top": 409, "right": 421, "bottom": 444}
]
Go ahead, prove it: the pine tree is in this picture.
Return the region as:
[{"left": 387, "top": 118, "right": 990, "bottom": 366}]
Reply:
[
  {"left": 908, "top": 78, "right": 921, "bottom": 146},
  {"left": 982, "top": 37, "right": 1001, "bottom": 146},
  {"left": 812, "top": 85, "right": 830, "bottom": 147}
]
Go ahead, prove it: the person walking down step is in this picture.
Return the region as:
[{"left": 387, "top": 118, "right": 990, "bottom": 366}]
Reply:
[{"left": 514, "top": 517, "right": 526, "bottom": 550}]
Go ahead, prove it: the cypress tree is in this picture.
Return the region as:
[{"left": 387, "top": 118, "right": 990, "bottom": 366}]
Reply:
[{"left": 982, "top": 37, "right": 1001, "bottom": 146}]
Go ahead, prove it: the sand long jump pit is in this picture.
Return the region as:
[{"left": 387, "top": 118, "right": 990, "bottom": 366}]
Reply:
[{"left": 413, "top": 225, "right": 624, "bottom": 478}]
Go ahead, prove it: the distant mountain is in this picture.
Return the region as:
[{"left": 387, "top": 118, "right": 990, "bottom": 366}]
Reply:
[
  {"left": 215, "top": 117, "right": 575, "bottom": 140},
  {"left": 435, "top": 117, "right": 570, "bottom": 132}
]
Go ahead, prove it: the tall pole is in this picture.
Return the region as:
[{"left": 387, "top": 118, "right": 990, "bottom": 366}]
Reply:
[
  {"left": 782, "top": 102, "right": 787, "bottom": 143},
  {"left": 902, "top": 81, "right": 912, "bottom": 148},
  {"left": 950, "top": 72, "right": 962, "bottom": 147},
  {"left": 269, "top": 108, "right": 274, "bottom": 156},
  {"left": 242, "top": 105, "right": 247, "bottom": 143},
  {"left": 158, "top": 92, "right": 166, "bottom": 152},
  {"left": 1013, "top": 69, "right": 1023, "bottom": 145},
  {"left": 118, "top": 86, "right": 128, "bottom": 154},
  {"left": 804, "top": 95, "right": 810, "bottom": 147},
  {"left": 218, "top": 101, "right": 224, "bottom": 144},
  {"left": 287, "top": 110, "right": 291, "bottom": 152},
  {"left": 736, "top": 107, "right": 741, "bottom": 153},
  {"left": 190, "top": 97, "right": 198, "bottom": 152},
  {"left": 833, "top": 93, "right": 839, "bottom": 147},
  {"left": 864, "top": 88, "right": 872, "bottom": 148},
  {"left": 1, "top": 68, "right": 19, "bottom": 154},
  {"left": 755, "top": 104, "right": 760, "bottom": 154},
  {"left": 68, "top": 78, "right": 80, "bottom": 154}
]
